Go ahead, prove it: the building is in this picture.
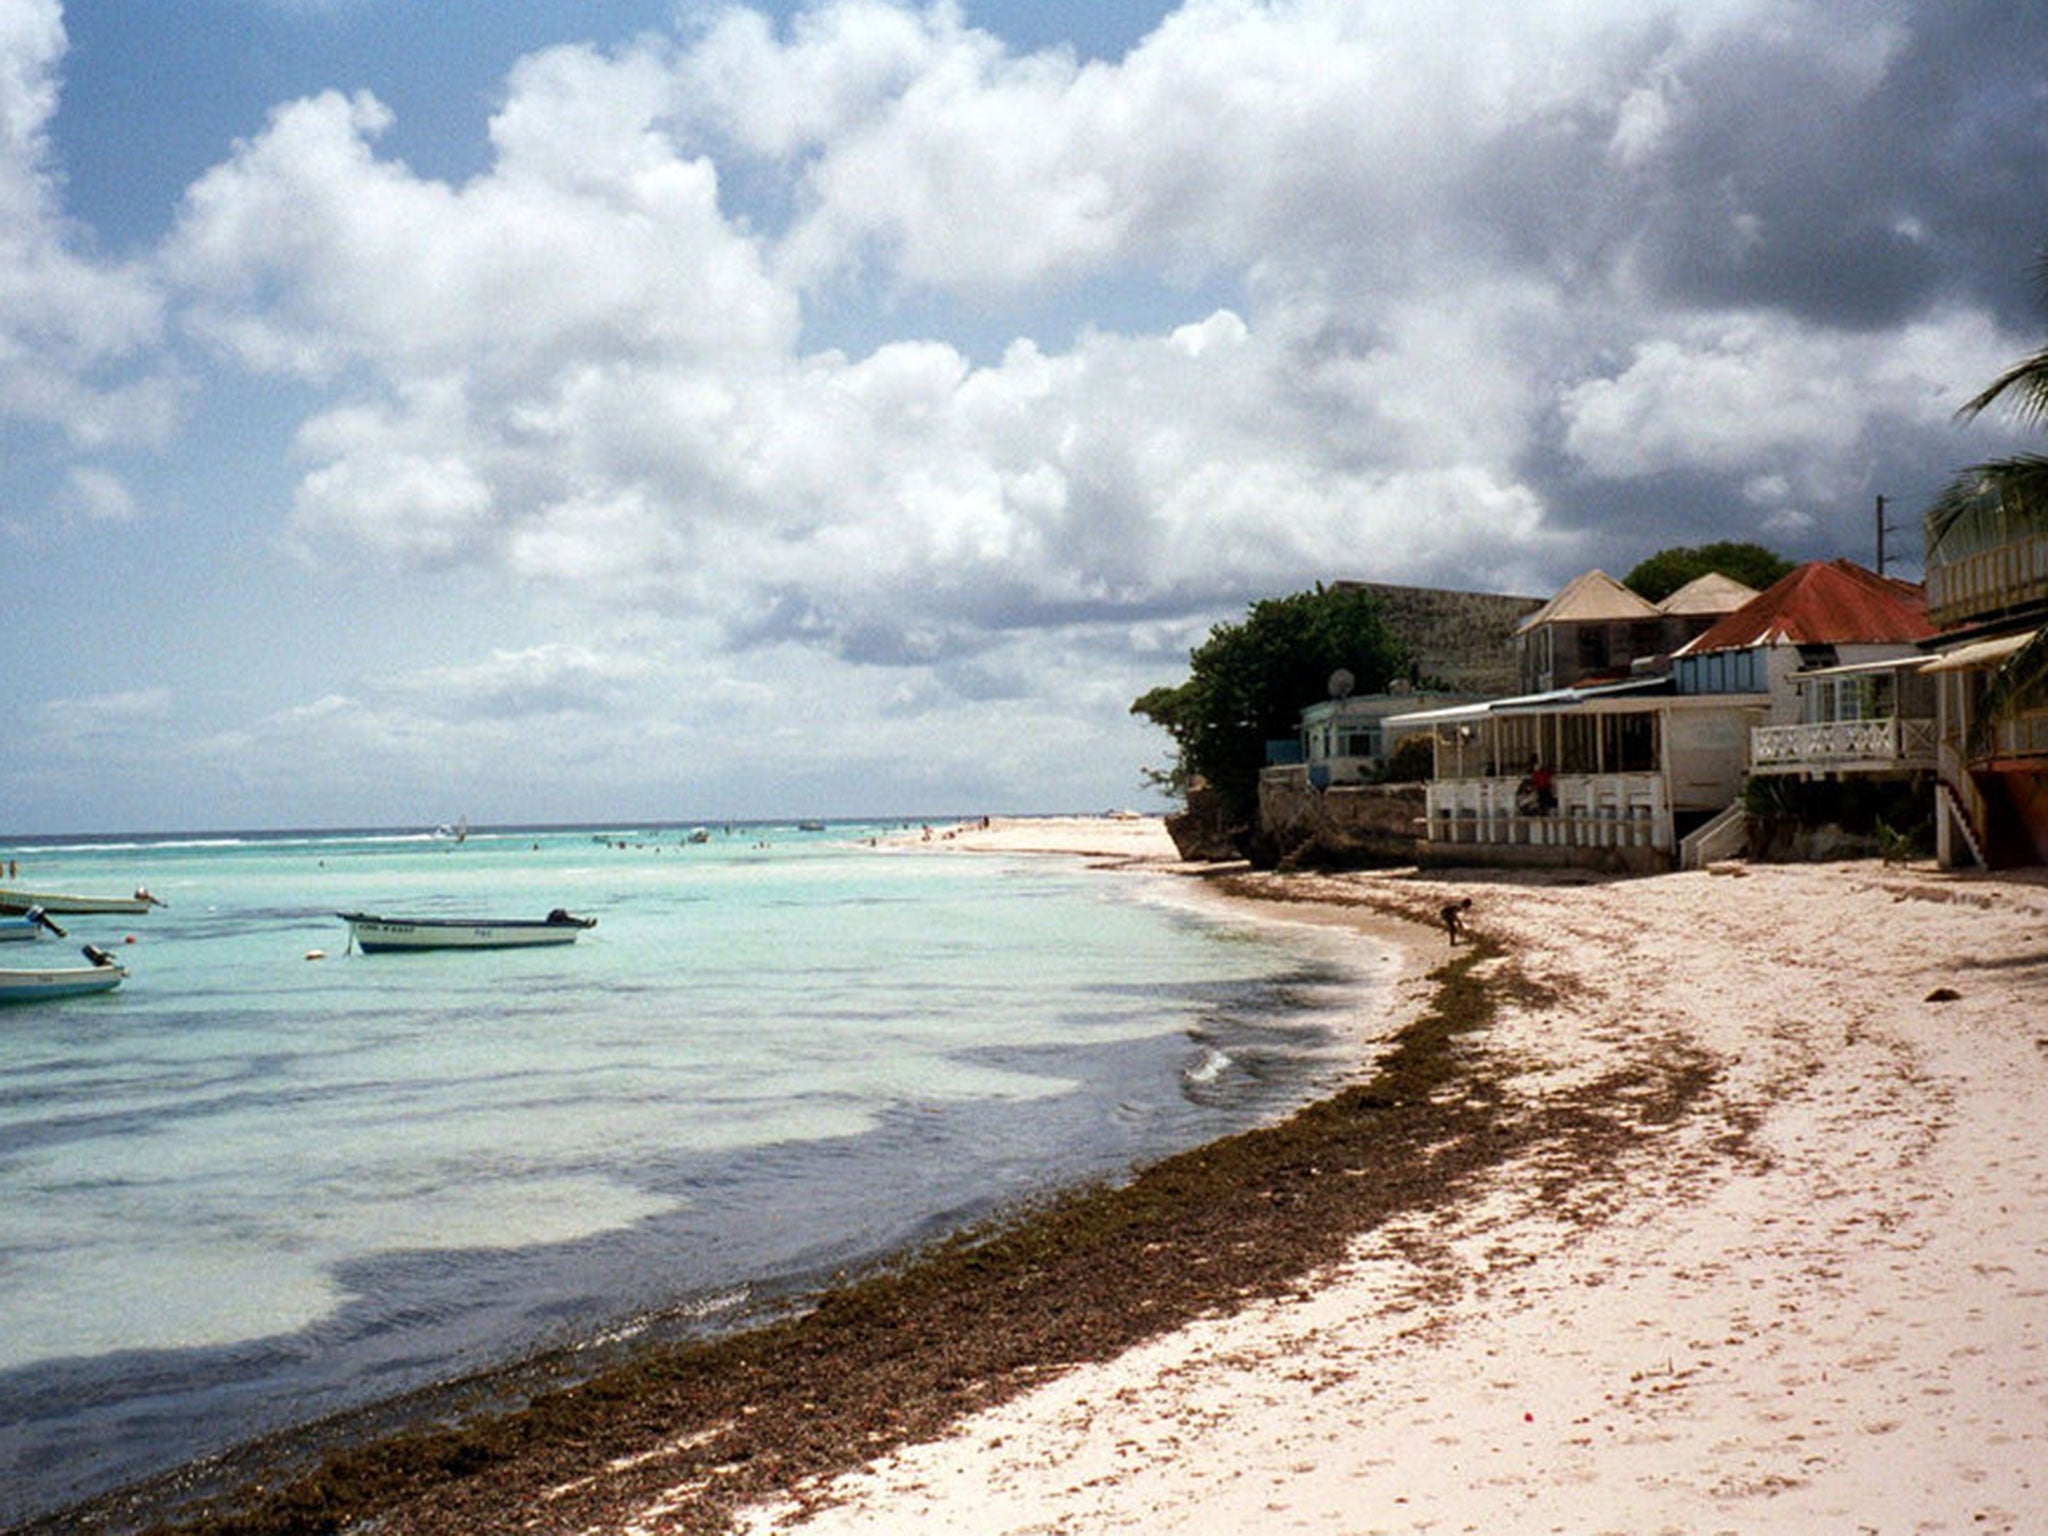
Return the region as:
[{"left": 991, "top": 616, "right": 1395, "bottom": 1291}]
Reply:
[
  {"left": 1513, "top": 570, "right": 1659, "bottom": 694},
  {"left": 1512, "top": 569, "right": 1756, "bottom": 695},
  {"left": 1290, "top": 687, "right": 1472, "bottom": 787},
  {"left": 1672, "top": 560, "right": 1933, "bottom": 724},
  {"left": 1395, "top": 559, "right": 1930, "bottom": 873},
  {"left": 1390, "top": 677, "right": 1762, "bottom": 873},
  {"left": 1919, "top": 486, "right": 2048, "bottom": 866}
]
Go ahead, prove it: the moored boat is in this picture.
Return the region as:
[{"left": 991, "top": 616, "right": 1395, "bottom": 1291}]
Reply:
[
  {"left": 0, "top": 886, "right": 164, "bottom": 915},
  {"left": 0, "top": 908, "right": 67, "bottom": 942},
  {"left": 0, "top": 945, "right": 128, "bottom": 1004},
  {"left": 337, "top": 909, "right": 596, "bottom": 953}
]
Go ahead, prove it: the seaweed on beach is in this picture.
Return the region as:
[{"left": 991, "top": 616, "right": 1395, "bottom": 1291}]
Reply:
[{"left": 78, "top": 888, "right": 1713, "bottom": 1536}]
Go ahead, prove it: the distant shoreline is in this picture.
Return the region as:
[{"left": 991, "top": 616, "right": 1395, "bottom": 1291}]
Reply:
[{"left": 0, "top": 814, "right": 1168, "bottom": 852}]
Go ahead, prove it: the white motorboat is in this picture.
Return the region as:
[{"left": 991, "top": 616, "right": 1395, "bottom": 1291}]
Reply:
[
  {"left": 337, "top": 909, "right": 596, "bottom": 953},
  {"left": 0, "top": 886, "right": 163, "bottom": 915},
  {"left": 0, "top": 945, "right": 128, "bottom": 1003}
]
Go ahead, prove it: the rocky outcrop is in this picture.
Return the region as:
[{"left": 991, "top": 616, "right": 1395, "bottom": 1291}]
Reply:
[
  {"left": 1255, "top": 778, "right": 1426, "bottom": 870},
  {"left": 1164, "top": 782, "right": 1246, "bottom": 862}
]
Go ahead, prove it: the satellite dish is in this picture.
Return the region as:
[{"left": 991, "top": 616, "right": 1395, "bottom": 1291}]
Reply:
[{"left": 1328, "top": 668, "right": 1355, "bottom": 699}]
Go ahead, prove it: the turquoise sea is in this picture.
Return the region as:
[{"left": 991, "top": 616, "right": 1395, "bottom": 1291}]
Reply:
[{"left": 0, "top": 822, "right": 1398, "bottom": 1528}]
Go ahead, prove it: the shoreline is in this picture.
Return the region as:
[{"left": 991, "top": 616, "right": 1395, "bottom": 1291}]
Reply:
[
  {"left": 740, "top": 854, "right": 2048, "bottom": 1534},
  {"left": 82, "top": 820, "right": 1461, "bottom": 1536},
  {"left": 68, "top": 830, "right": 2048, "bottom": 1534}
]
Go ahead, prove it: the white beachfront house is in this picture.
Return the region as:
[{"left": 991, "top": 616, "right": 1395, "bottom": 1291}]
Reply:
[
  {"left": 1390, "top": 559, "right": 1933, "bottom": 872},
  {"left": 1386, "top": 678, "right": 1763, "bottom": 873},
  {"left": 1680, "top": 558, "right": 1936, "bottom": 792},
  {"left": 1281, "top": 688, "right": 1472, "bottom": 788}
]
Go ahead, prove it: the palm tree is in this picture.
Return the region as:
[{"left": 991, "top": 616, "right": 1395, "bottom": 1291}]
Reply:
[{"left": 1928, "top": 251, "right": 2048, "bottom": 758}]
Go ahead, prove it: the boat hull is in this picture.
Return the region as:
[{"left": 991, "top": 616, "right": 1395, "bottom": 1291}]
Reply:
[
  {"left": 0, "top": 888, "right": 160, "bottom": 915},
  {"left": 338, "top": 912, "right": 595, "bottom": 953},
  {"left": 0, "top": 964, "right": 126, "bottom": 1003}
]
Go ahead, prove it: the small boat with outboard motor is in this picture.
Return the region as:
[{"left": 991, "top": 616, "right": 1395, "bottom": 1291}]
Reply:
[{"left": 336, "top": 909, "right": 597, "bottom": 953}]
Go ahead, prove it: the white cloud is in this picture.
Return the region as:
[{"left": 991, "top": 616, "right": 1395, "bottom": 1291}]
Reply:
[
  {"left": 1559, "top": 306, "right": 2017, "bottom": 494},
  {"left": 58, "top": 463, "right": 137, "bottom": 522},
  {"left": 136, "top": 0, "right": 2023, "bottom": 678},
  {"left": 0, "top": 0, "right": 174, "bottom": 446},
  {"left": 13, "top": 0, "right": 2041, "bottom": 828}
]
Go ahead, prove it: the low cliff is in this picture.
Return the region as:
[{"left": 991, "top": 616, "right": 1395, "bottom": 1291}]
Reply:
[{"left": 1254, "top": 777, "right": 1426, "bottom": 869}]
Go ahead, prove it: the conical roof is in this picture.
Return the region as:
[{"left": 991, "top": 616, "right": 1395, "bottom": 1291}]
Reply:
[
  {"left": 1675, "top": 560, "right": 1931, "bottom": 654},
  {"left": 1515, "top": 570, "right": 1659, "bottom": 632},
  {"left": 1657, "top": 571, "right": 1759, "bottom": 616}
]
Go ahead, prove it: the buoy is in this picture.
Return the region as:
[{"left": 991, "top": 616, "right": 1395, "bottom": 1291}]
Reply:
[
  {"left": 305, "top": 949, "right": 327, "bottom": 961},
  {"left": 124, "top": 935, "right": 137, "bottom": 945}
]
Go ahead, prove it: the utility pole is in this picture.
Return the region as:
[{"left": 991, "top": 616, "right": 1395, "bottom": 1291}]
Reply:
[{"left": 1875, "top": 493, "right": 1898, "bottom": 575}]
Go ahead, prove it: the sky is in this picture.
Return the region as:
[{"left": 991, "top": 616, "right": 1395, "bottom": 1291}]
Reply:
[{"left": 3, "top": 0, "right": 2046, "bottom": 835}]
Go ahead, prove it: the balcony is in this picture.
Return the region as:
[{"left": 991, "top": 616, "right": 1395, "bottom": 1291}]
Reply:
[
  {"left": 1925, "top": 528, "right": 2048, "bottom": 628},
  {"left": 1749, "top": 717, "right": 1937, "bottom": 776},
  {"left": 1985, "top": 708, "right": 2048, "bottom": 764}
]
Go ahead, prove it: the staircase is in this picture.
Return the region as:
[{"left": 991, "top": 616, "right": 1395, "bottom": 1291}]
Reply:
[
  {"left": 1679, "top": 802, "right": 1749, "bottom": 871},
  {"left": 1936, "top": 778, "right": 1989, "bottom": 870}
]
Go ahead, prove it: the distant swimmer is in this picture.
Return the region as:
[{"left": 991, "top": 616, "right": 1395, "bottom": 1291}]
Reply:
[{"left": 1440, "top": 897, "right": 1473, "bottom": 946}]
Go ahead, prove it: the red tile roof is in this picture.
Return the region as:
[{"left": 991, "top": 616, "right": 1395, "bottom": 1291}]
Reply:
[{"left": 1675, "top": 560, "right": 1932, "bottom": 653}]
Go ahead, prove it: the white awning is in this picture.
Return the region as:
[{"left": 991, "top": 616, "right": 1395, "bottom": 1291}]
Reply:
[
  {"left": 1919, "top": 629, "right": 2039, "bottom": 673},
  {"left": 1794, "top": 653, "right": 1930, "bottom": 680},
  {"left": 1381, "top": 676, "right": 1667, "bottom": 729}
]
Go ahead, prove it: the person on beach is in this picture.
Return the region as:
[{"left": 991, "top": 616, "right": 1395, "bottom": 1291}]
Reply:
[{"left": 1441, "top": 897, "right": 1472, "bottom": 945}]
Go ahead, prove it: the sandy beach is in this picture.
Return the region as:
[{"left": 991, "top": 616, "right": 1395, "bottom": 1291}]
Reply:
[
  {"left": 110, "top": 821, "right": 2048, "bottom": 1536},
  {"left": 726, "top": 830, "right": 2048, "bottom": 1534},
  {"left": 883, "top": 814, "right": 1186, "bottom": 862}
]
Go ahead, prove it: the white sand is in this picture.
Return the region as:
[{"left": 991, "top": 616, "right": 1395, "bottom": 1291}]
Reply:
[
  {"left": 730, "top": 857, "right": 2048, "bottom": 1535},
  {"left": 883, "top": 814, "right": 1184, "bottom": 862}
]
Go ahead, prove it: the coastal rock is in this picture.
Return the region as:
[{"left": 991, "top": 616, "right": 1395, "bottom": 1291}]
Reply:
[
  {"left": 1164, "top": 782, "right": 1245, "bottom": 862},
  {"left": 1256, "top": 779, "right": 1426, "bottom": 871}
]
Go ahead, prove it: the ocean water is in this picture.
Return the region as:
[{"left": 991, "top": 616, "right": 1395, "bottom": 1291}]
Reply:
[{"left": 0, "top": 822, "right": 1398, "bottom": 1527}]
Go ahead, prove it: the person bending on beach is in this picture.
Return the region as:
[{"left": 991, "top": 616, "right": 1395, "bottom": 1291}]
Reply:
[{"left": 1441, "top": 897, "right": 1473, "bottom": 945}]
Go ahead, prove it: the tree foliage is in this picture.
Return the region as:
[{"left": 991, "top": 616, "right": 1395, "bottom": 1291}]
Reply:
[
  {"left": 1131, "top": 585, "right": 1408, "bottom": 828},
  {"left": 1623, "top": 541, "right": 1793, "bottom": 603}
]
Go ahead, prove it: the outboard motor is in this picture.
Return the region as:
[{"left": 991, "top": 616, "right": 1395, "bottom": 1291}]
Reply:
[
  {"left": 27, "top": 906, "right": 66, "bottom": 938},
  {"left": 82, "top": 944, "right": 117, "bottom": 968}
]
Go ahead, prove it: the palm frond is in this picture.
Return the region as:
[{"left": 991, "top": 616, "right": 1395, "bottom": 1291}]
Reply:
[
  {"left": 1926, "top": 456, "right": 2048, "bottom": 556},
  {"left": 1967, "top": 625, "right": 2048, "bottom": 760},
  {"left": 1959, "top": 349, "right": 2048, "bottom": 426},
  {"left": 1956, "top": 244, "right": 2048, "bottom": 425}
]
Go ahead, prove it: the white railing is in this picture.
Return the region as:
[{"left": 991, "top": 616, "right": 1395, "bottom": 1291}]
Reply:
[
  {"left": 1926, "top": 531, "right": 2048, "bottom": 628},
  {"left": 1425, "top": 773, "right": 1670, "bottom": 852},
  {"left": 1749, "top": 716, "right": 1937, "bottom": 773},
  {"left": 1679, "top": 802, "right": 1749, "bottom": 871}
]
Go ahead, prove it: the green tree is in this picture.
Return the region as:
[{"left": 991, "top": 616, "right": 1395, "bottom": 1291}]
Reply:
[
  {"left": 1928, "top": 250, "right": 2048, "bottom": 754},
  {"left": 1623, "top": 541, "right": 1793, "bottom": 603},
  {"left": 1131, "top": 585, "right": 1408, "bottom": 830}
]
